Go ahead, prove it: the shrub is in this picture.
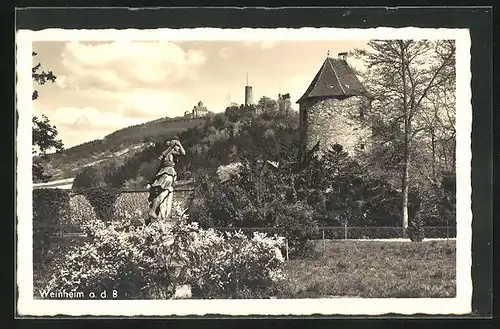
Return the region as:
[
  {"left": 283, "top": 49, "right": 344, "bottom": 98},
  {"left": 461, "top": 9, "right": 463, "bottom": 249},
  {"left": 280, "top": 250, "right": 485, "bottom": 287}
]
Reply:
[
  {"left": 170, "top": 220, "right": 285, "bottom": 298},
  {"left": 45, "top": 205, "right": 286, "bottom": 299},
  {"left": 33, "top": 189, "right": 71, "bottom": 266},
  {"left": 46, "top": 217, "right": 178, "bottom": 299},
  {"left": 274, "top": 202, "right": 318, "bottom": 256}
]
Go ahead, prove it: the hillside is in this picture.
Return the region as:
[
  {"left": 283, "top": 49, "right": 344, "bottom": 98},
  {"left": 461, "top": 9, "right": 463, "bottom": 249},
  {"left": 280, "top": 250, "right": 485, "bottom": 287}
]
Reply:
[
  {"left": 95, "top": 107, "right": 301, "bottom": 190},
  {"left": 43, "top": 116, "right": 208, "bottom": 181},
  {"left": 64, "top": 105, "right": 300, "bottom": 190}
]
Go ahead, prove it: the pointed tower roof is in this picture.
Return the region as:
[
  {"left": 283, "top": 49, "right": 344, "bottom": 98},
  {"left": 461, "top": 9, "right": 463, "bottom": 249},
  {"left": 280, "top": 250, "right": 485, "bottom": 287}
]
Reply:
[{"left": 297, "top": 56, "right": 368, "bottom": 104}]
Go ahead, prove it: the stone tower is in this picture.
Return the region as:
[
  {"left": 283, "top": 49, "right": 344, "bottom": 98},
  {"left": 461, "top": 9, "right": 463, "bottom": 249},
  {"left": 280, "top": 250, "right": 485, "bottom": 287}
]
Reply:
[
  {"left": 244, "top": 73, "right": 253, "bottom": 106},
  {"left": 297, "top": 53, "right": 372, "bottom": 156},
  {"left": 245, "top": 86, "right": 253, "bottom": 106}
]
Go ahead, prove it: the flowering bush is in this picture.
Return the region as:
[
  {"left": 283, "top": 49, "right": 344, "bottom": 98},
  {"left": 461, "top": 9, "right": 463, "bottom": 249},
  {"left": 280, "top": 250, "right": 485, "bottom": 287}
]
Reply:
[
  {"left": 170, "top": 220, "right": 285, "bottom": 298},
  {"left": 45, "top": 204, "right": 286, "bottom": 299}
]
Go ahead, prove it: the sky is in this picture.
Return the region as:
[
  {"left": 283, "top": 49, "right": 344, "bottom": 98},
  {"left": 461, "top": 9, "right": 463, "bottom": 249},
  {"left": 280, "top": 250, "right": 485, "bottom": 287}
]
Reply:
[{"left": 32, "top": 39, "right": 368, "bottom": 148}]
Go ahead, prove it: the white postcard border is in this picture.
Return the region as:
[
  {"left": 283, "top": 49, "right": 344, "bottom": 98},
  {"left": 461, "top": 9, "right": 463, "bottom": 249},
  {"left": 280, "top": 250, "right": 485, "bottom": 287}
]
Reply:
[{"left": 16, "top": 27, "right": 472, "bottom": 316}]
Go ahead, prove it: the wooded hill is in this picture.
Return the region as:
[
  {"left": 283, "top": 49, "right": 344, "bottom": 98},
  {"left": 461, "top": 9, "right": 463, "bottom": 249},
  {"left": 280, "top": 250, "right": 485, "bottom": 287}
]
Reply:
[
  {"left": 43, "top": 116, "right": 207, "bottom": 180},
  {"left": 71, "top": 104, "right": 300, "bottom": 190}
]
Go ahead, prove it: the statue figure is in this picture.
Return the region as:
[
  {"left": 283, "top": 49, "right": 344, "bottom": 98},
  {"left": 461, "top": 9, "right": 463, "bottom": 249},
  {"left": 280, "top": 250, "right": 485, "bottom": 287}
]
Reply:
[{"left": 147, "top": 139, "right": 186, "bottom": 223}]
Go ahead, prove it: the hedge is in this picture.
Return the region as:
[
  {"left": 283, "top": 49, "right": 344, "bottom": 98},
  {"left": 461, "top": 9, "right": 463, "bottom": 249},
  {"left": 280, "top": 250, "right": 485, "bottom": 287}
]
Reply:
[
  {"left": 33, "top": 188, "right": 71, "bottom": 266},
  {"left": 78, "top": 187, "right": 120, "bottom": 222}
]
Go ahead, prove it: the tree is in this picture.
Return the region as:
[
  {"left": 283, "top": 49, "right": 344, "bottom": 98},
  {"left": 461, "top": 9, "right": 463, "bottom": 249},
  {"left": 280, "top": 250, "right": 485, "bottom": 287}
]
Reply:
[
  {"left": 32, "top": 114, "right": 64, "bottom": 156},
  {"left": 32, "top": 52, "right": 56, "bottom": 101},
  {"left": 354, "top": 40, "right": 455, "bottom": 233},
  {"left": 224, "top": 105, "right": 242, "bottom": 122},
  {"left": 32, "top": 52, "right": 64, "bottom": 182},
  {"left": 257, "top": 96, "right": 278, "bottom": 114},
  {"left": 72, "top": 166, "right": 107, "bottom": 189}
]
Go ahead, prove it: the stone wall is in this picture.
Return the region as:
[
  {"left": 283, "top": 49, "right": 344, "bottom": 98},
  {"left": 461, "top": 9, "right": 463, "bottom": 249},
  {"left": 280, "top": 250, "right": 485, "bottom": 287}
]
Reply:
[{"left": 300, "top": 96, "right": 372, "bottom": 156}]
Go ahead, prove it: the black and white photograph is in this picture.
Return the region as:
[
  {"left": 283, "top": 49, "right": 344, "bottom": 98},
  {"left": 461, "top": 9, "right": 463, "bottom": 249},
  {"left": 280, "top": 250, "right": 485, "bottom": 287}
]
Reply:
[{"left": 16, "top": 25, "right": 472, "bottom": 316}]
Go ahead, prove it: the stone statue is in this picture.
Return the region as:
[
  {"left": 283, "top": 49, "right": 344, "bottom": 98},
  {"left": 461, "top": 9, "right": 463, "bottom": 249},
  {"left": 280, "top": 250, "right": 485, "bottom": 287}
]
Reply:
[{"left": 147, "top": 139, "right": 186, "bottom": 223}]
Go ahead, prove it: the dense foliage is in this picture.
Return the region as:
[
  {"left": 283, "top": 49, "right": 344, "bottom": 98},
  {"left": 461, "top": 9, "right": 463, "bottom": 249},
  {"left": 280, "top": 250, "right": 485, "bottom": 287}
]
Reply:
[
  {"left": 352, "top": 40, "right": 456, "bottom": 233},
  {"left": 188, "top": 134, "right": 456, "bottom": 250},
  {"left": 78, "top": 187, "right": 120, "bottom": 222},
  {"left": 45, "top": 205, "right": 285, "bottom": 299},
  {"left": 32, "top": 189, "right": 71, "bottom": 266}
]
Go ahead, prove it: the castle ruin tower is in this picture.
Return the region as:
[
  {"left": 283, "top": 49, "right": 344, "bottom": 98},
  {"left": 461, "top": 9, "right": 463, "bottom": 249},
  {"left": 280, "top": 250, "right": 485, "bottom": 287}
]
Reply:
[
  {"left": 244, "top": 72, "right": 253, "bottom": 106},
  {"left": 297, "top": 52, "right": 372, "bottom": 156}
]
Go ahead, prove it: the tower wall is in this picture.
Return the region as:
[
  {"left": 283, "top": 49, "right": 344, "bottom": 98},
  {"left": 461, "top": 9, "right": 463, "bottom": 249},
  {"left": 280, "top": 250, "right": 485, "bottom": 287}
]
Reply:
[
  {"left": 244, "top": 86, "right": 253, "bottom": 106},
  {"left": 300, "top": 96, "right": 371, "bottom": 155}
]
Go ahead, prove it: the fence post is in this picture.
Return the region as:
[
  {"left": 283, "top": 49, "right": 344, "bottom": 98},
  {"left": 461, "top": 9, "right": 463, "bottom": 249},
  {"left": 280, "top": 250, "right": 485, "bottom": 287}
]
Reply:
[
  {"left": 322, "top": 229, "right": 326, "bottom": 254},
  {"left": 446, "top": 220, "right": 450, "bottom": 241},
  {"left": 285, "top": 239, "right": 289, "bottom": 261}
]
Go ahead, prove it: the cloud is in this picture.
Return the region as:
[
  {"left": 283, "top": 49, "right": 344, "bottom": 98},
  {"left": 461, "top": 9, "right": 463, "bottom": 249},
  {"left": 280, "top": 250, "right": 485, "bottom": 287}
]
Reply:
[
  {"left": 49, "top": 103, "right": 185, "bottom": 148},
  {"left": 49, "top": 106, "right": 141, "bottom": 147},
  {"left": 59, "top": 40, "right": 208, "bottom": 91},
  {"left": 54, "top": 75, "right": 67, "bottom": 89},
  {"left": 260, "top": 40, "right": 276, "bottom": 50},
  {"left": 53, "top": 106, "right": 143, "bottom": 131},
  {"left": 44, "top": 40, "right": 210, "bottom": 146},
  {"left": 73, "top": 87, "right": 194, "bottom": 120},
  {"left": 243, "top": 40, "right": 277, "bottom": 50},
  {"left": 115, "top": 88, "right": 193, "bottom": 119},
  {"left": 219, "top": 47, "right": 231, "bottom": 59}
]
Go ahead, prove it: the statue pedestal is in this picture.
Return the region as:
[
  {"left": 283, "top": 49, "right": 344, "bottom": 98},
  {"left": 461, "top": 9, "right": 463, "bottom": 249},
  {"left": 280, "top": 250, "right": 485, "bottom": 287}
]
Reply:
[
  {"left": 165, "top": 188, "right": 174, "bottom": 219},
  {"left": 156, "top": 187, "right": 174, "bottom": 220}
]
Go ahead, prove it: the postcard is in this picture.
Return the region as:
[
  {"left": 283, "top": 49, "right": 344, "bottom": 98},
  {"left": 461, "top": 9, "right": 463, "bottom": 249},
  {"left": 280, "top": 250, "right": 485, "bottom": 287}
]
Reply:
[{"left": 17, "top": 26, "right": 472, "bottom": 316}]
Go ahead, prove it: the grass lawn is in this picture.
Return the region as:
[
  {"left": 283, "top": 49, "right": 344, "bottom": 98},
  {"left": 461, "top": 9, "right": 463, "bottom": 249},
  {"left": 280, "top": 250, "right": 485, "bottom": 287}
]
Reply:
[
  {"left": 275, "top": 239, "right": 456, "bottom": 298},
  {"left": 33, "top": 238, "right": 456, "bottom": 299}
]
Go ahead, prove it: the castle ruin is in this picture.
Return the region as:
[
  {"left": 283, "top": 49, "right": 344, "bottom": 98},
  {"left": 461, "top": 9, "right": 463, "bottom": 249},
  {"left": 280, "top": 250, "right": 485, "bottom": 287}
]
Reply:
[{"left": 278, "top": 93, "right": 292, "bottom": 113}]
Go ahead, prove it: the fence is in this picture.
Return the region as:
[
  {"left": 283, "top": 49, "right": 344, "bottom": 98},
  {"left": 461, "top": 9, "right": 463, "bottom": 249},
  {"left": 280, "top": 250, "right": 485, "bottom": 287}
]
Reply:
[
  {"left": 33, "top": 187, "right": 457, "bottom": 238},
  {"left": 215, "top": 226, "right": 456, "bottom": 240}
]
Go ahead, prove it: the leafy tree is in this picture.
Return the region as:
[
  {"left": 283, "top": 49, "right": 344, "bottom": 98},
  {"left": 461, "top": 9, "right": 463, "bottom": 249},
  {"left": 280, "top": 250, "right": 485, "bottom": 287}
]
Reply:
[
  {"left": 407, "top": 213, "right": 424, "bottom": 242},
  {"left": 353, "top": 40, "right": 455, "bottom": 233},
  {"left": 72, "top": 166, "right": 107, "bottom": 189},
  {"left": 32, "top": 52, "right": 57, "bottom": 101},
  {"left": 257, "top": 96, "right": 278, "bottom": 114},
  {"left": 224, "top": 105, "right": 242, "bottom": 123},
  {"left": 32, "top": 52, "right": 64, "bottom": 182},
  {"left": 72, "top": 158, "right": 125, "bottom": 189},
  {"left": 32, "top": 114, "right": 64, "bottom": 156}
]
